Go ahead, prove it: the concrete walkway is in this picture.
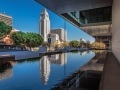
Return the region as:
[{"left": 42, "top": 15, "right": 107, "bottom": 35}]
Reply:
[
  {"left": 0, "top": 51, "right": 39, "bottom": 60},
  {"left": 99, "top": 52, "right": 120, "bottom": 90}
]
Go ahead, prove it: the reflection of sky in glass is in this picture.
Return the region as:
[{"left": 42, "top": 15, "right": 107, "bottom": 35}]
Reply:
[{"left": 0, "top": 51, "right": 94, "bottom": 90}]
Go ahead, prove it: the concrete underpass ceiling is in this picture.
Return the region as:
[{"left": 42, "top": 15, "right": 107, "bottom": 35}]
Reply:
[
  {"left": 80, "top": 24, "right": 112, "bottom": 36},
  {"left": 35, "top": 0, "right": 113, "bottom": 14}
]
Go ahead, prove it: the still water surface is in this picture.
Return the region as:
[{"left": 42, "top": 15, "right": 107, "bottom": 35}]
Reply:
[{"left": 0, "top": 51, "right": 94, "bottom": 90}]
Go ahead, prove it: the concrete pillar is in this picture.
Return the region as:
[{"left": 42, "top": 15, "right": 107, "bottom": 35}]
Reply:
[{"left": 112, "top": 0, "right": 120, "bottom": 62}]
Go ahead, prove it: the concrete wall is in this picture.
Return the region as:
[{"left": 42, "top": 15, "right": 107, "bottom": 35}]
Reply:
[
  {"left": 0, "top": 51, "right": 39, "bottom": 60},
  {"left": 112, "top": 0, "right": 120, "bottom": 63}
]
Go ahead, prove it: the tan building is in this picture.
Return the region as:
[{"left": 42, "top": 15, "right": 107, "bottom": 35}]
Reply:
[
  {"left": 50, "top": 28, "right": 67, "bottom": 41},
  {"left": 0, "top": 29, "right": 18, "bottom": 45},
  {"left": 0, "top": 13, "right": 12, "bottom": 26},
  {"left": 2, "top": 35, "right": 13, "bottom": 45}
]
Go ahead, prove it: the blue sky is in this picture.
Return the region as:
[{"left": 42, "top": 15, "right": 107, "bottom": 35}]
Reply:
[{"left": 0, "top": 0, "right": 94, "bottom": 42}]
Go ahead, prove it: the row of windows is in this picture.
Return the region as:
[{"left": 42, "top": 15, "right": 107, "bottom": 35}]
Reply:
[
  {"left": 0, "top": 18, "right": 12, "bottom": 22},
  {"left": 0, "top": 16, "right": 12, "bottom": 19},
  {"left": 81, "top": 7, "right": 111, "bottom": 16},
  {"left": 0, "top": 20, "right": 12, "bottom": 22},
  {"left": 68, "top": 6, "right": 111, "bottom": 24},
  {"left": 0, "top": 18, "right": 12, "bottom": 21},
  {"left": 0, "top": 20, "right": 12, "bottom": 26}
]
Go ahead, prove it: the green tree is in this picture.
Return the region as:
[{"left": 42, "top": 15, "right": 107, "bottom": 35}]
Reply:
[
  {"left": 10, "top": 32, "right": 43, "bottom": 50},
  {"left": 10, "top": 31, "right": 26, "bottom": 45},
  {"left": 69, "top": 40, "right": 80, "bottom": 47},
  {"left": 0, "top": 22, "right": 12, "bottom": 36},
  {"left": 0, "top": 32, "right": 3, "bottom": 37},
  {"left": 25, "top": 32, "right": 43, "bottom": 50},
  {"left": 90, "top": 41, "right": 106, "bottom": 49},
  {"left": 64, "top": 41, "right": 69, "bottom": 47}
]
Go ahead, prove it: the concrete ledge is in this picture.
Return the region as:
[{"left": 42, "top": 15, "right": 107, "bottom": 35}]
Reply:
[
  {"left": 0, "top": 51, "right": 39, "bottom": 60},
  {"left": 0, "top": 55, "right": 15, "bottom": 61},
  {"left": 39, "top": 51, "right": 62, "bottom": 56},
  {"left": 99, "top": 52, "right": 120, "bottom": 90}
]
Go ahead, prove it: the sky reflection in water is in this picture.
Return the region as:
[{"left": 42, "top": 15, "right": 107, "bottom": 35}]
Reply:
[{"left": 0, "top": 51, "right": 95, "bottom": 90}]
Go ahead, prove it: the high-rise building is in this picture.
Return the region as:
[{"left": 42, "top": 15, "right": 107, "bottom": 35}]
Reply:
[
  {"left": 50, "top": 28, "right": 67, "bottom": 41},
  {"left": 0, "top": 13, "right": 12, "bottom": 26},
  {"left": 39, "top": 9, "right": 50, "bottom": 42}
]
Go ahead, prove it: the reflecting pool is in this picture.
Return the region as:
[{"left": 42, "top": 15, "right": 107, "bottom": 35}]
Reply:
[{"left": 0, "top": 51, "right": 95, "bottom": 90}]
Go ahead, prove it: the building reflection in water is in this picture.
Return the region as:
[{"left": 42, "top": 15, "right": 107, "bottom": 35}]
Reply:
[
  {"left": 39, "top": 53, "right": 67, "bottom": 85},
  {"left": 40, "top": 56, "right": 50, "bottom": 85},
  {"left": 0, "top": 61, "right": 15, "bottom": 81},
  {"left": 80, "top": 51, "right": 87, "bottom": 56},
  {"left": 48, "top": 53, "right": 67, "bottom": 66}
]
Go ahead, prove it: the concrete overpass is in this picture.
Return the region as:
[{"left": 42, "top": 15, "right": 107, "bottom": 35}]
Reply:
[{"left": 35, "top": 0, "right": 112, "bottom": 49}]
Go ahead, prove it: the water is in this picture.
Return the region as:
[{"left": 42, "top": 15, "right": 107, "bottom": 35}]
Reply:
[{"left": 0, "top": 51, "right": 94, "bottom": 90}]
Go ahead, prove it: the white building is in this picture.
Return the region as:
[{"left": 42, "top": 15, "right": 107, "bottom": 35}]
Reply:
[
  {"left": 51, "top": 28, "right": 67, "bottom": 41},
  {"left": 49, "top": 33, "right": 59, "bottom": 43},
  {"left": 39, "top": 9, "right": 50, "bottom": 42},
  {"left": 80, "top": 38, "right": 86, "bottom": 43}
]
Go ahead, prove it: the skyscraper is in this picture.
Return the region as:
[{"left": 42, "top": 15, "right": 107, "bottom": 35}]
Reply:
[{"left": 39, "top": 9, "right": 50, "bottom": 42}]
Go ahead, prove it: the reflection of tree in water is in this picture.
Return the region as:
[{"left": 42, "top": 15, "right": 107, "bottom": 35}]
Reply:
[
  {"left": 0, "top": 62, "right": 12, "bottom": 73},
  {"left": 92, "top": 50, "right": 105, "bottom": 54},
  {"left": 92, "top": 50, "right": 105, "bottom": 59},
  {"left": 71, "top": 51, "right": 79, "bottom": 54},
  {"left": 0, "top": 61, "right": 14, "bottom": 80},
  {"left": 14, "top": 57, "right": 42, "bottom": 64}
]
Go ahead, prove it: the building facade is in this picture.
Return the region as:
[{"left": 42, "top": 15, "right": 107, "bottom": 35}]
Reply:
[
  {"left": 80, "top": 38, "right": 86, "bottom": 43},
  {"left": 39, "top": 9, "right": 50, "bottom": 42},
  {"left": 49, "top": 33, "right": 59, "bottom": 43},
  {"left": 50, "top": 28, "right": 67, "bottom": 41},
  {"left": 0, "top": 13, "right": 12, "bottom": 26}
]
